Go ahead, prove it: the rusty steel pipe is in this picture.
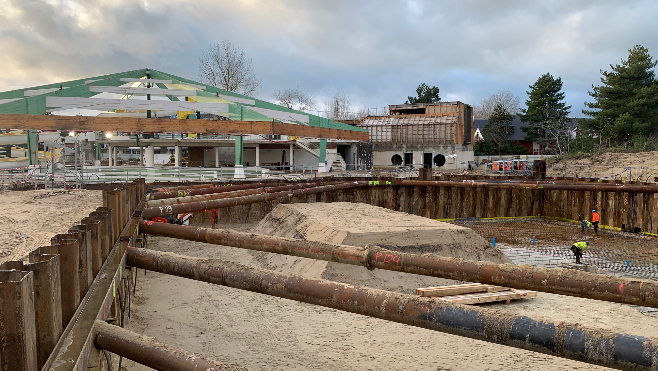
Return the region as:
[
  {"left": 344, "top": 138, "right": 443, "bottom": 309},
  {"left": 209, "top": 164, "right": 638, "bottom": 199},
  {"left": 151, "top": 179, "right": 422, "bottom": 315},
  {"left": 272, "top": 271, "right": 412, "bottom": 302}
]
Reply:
[
  {"left": 126, "top": 247, "right": 658, "bottom": 370},
  {"left": 93, "top": 320, "right": 245, "bottom": 371},
  {"left": 139, "top": 222, "right": 658, "bottom": 309},
  {"left": 150, "top": 183, "right": 218, "bottom": 192},
  {"left": 149, "top": 182, "right": 285, "bottom": 200},
  {"left": 142, "top": 181, "right": 370, "bottom": 219},
  {"left": 145, "top": 183, "right": 323, "bottom": 208},
  {"left": 139, "top": 221, "right": 368, "bottom": 266},
  {"left": 401, "top": 180, "right": 658, "bottom": 193},
  {"left": 147, "top": 188, "right": 264, "bottom": 208}
]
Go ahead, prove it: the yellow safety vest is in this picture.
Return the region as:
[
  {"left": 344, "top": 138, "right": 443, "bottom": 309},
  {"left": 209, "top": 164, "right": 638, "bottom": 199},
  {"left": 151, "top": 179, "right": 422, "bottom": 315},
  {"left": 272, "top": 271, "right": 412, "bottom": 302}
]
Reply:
[{"left": 574, "top": 241, "right": 588, "bottom": 251}]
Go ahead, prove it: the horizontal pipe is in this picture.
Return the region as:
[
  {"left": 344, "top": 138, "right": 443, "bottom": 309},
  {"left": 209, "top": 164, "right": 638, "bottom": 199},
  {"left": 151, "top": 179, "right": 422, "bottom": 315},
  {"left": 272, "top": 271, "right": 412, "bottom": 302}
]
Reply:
[
  {"left": 93, "top": 320, "right": 245, "bottom": 371},
  {"left": 401, "top": 180, "right": 658, "bottom": 193},
  {"left": 126, "top": 247, "right": 658, "bottom": 370},
  {"left": 142, "top": 181, "right": 369, "bottom": 219},
  {"left": 138, "top": 222, "right": 658, "bottom": 309},
  {"left": 149, "top": 182, "right": 283, "bottom": 200},
  {"left": 147, "top": 188, "right": 264, "bottom": 208},
  {"left": 146, "top": 183, "right": 329, "bottom": 208},
  {"left": 150, "top": 183, "right": 217, "bottom": 192}
]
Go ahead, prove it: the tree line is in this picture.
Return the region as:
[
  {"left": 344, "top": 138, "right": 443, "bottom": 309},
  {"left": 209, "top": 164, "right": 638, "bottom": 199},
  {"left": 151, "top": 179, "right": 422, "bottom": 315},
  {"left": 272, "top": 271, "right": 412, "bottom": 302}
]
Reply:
[
  {"left": 477, "top": 44, "right": 658, "bottom": 156},
  {"left": 197, "top": 40, "right": 658, "bottom": 156}
]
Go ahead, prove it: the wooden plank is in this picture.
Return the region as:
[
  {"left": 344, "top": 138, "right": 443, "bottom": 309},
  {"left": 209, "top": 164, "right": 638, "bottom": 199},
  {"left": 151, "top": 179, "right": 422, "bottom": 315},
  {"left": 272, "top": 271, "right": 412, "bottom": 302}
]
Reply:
[
  {"left": 438, "top": 291, "right": 522, "bottom": 305},
  {"left": 0, "top": 114, "right": 369, "bottom": 141},
  {"left": 416, "top": 283, "right": 508, "bottom": 297}
]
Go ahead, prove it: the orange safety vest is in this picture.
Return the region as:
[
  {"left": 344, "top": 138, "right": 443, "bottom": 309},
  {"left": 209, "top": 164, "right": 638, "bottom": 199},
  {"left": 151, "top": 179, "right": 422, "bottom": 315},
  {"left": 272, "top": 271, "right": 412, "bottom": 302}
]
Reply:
[{"left": 592, "top": 212, "right": 600, "bottom": 222}]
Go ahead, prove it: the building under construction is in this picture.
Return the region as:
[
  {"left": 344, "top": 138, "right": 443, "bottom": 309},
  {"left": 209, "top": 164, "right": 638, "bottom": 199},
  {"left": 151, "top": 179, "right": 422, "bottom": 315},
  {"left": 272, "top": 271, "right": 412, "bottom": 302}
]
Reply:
[
  {"left": 359, "top": 101, "right": 474, "bottom": 169},
  {"left": 1, "top": 70, "right": 658, "bottom": 371}
]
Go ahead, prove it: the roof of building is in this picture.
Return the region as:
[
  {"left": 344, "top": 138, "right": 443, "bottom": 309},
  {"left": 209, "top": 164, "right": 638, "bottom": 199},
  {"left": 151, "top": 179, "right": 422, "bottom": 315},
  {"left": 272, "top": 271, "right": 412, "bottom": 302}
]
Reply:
[{"left": 0, "top": 68, "right": 366, "bottom": 133}]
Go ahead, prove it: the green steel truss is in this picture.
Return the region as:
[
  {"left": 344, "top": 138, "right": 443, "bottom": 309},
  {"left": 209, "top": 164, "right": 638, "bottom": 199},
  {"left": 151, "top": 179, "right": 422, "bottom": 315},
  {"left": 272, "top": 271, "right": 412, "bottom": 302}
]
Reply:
[{"left": 0, "top": 68, "right": 367, "bottom": 133}]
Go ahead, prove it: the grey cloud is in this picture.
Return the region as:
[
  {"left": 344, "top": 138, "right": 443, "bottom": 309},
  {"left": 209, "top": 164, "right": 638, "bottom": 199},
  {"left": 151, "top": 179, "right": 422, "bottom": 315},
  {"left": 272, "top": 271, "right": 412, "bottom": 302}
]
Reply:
[{"left": 0, "top": 0, "right": 657, "bottom": 117}]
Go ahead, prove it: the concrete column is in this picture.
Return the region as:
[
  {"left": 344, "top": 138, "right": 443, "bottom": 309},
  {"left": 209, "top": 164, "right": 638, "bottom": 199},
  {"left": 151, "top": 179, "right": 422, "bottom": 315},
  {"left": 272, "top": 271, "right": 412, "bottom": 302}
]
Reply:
[
  {"left": 289, "top": 143, "right": 294, "bottom": 170},
  {"left": 234, "top": 135, "right": 245, "bottom": 179},
  {"left": 318, "top": 139, "right": 327, "bottom": 173},
  {"left": 145, "top": 146, "right": 155, "bottom": 168},
  {"left": 215, "top": 147, "right": 219, "bottom": 168},
  {"left": 255, "top": 144, "right": 260, "bottom": 167},
  {"left": 108, "top": 146, "right": 113, "bottom": 167},
  {"left": 174, "top": 146, "right": 181, "bottom": 168}
]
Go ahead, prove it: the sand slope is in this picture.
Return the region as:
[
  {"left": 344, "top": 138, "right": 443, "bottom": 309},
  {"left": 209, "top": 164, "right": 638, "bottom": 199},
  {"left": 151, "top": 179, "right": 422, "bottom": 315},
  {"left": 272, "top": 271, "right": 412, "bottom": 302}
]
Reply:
[{"left": 0, "top": 189, "right": 102, "bottom": 264}]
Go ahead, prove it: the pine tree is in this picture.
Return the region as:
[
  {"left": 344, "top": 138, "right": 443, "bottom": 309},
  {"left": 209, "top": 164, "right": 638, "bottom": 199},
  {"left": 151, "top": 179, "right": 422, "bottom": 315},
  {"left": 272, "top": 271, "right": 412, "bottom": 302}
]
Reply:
[
  {"left": 483, "top": 104, "right": 514, "bottom": 156},
  {"left": 520, "top": 73, "right": 571, "bottom": 155},
  {"left": 583, "top": 45, "right": 658, "bottom": 146},
  {"left": 406, "top": 83, "right": 440, "bottom": 104}
]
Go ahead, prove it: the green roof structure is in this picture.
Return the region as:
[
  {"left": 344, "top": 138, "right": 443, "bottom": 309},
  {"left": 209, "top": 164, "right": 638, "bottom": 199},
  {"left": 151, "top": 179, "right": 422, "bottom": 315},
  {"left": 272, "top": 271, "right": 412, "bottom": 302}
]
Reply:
[{"left": 0, "top": 68, "right": 367, "bottom": 134}]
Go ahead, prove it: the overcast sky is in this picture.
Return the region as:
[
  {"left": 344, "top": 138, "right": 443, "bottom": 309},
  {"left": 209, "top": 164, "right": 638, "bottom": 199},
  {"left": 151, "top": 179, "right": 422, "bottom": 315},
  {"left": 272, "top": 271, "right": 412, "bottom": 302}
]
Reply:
[{"left": 1, "top": 0, "right": 657, "bottom": 117}]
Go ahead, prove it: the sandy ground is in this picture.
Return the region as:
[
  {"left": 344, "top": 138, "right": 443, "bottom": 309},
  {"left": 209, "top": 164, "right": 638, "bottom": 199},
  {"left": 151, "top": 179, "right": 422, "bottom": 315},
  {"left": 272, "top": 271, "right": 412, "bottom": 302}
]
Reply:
[
  {"left": 546, "top": 151, "right": 658, "bottom": 179},
  {"left": 255, "top": 203, "right": 510, "bottom": 264},
  {"left": 0, "top": 189, "right": 103, "bottom": 264},
  {"left": 120, "top": 219, "right": 658, "bottom": 370}
]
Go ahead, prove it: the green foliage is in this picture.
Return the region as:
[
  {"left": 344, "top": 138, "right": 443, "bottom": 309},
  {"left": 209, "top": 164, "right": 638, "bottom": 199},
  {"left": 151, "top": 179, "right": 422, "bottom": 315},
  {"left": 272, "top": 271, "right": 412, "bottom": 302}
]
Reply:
[
  {"left": 483, "top": 104, "right": 515, "bottom": 156},
  {"left": 520, "top": 73, "right": 571, "bottom": 154},
  {"left": 406, "top": 83, "right": 440, "bottom": 104},
  {"left": 583, "top": 44, "right": 658, "bottom": 147},
  {"left": 474, "top": 140, "right": 527, "bottom": 156}
]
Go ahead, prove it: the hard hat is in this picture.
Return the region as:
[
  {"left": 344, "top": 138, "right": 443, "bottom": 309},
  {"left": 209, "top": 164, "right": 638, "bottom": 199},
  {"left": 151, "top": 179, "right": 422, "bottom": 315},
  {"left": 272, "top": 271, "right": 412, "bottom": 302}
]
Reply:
[
  {"left": 592, "top": 209, "right": 596, "bottom": 212},
  {"left": 586, "top": 241, "right": 590, "bottom": 245}
]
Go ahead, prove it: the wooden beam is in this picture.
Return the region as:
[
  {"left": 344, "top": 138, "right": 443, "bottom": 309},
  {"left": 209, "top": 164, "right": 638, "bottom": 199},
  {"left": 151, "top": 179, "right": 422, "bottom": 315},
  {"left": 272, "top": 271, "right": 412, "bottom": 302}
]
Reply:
[
  {"left": 416, "top": 283, "right": 508, "bottom": 297},
  {"left": 0, "top": 114, "right": 369, "bottom": 141}
]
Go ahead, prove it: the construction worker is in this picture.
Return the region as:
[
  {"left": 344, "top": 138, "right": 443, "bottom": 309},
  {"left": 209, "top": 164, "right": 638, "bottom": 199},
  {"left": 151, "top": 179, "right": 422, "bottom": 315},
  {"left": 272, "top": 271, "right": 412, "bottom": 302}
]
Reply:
[
  {"left": 591, "top": 209, "right": 600, "bottom": 233},
  {"left": 580, "top": 220, "right": 592, "bottom": 233},
  {"left": 570, "top": 241, "right": 589, "bottom": 264}
]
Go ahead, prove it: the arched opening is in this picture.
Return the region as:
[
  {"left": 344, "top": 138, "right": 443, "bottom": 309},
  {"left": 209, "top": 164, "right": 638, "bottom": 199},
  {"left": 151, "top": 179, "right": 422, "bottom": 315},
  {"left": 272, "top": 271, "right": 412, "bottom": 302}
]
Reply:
[
  {"left": 433, "top": 154, "right": 446, "bottom": 167},
  {"left": 391, "top": 154, "right": 403, "bottom": 166}
]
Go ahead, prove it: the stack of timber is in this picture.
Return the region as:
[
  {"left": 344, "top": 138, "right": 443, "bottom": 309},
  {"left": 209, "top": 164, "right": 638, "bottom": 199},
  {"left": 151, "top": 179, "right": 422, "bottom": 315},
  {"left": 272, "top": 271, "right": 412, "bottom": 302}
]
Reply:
[{"left": 416, "top": 283, "right": 537, "bottom": 305}]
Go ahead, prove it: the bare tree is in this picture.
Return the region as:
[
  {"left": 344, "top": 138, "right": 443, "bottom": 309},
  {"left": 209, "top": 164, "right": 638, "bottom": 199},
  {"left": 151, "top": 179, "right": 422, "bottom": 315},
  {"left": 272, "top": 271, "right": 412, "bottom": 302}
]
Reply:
[
  {"left": 324, "top": 93, "right": 354, "bottom": 121},
  {"left": 474, "top": 91, "right": 521, "bottom": 119},
  {"left": 273, "top": 87, "right": 316, "bottom": 112},
  {"left": 197, "top": 40, "right": 261, "bottom": 96}
]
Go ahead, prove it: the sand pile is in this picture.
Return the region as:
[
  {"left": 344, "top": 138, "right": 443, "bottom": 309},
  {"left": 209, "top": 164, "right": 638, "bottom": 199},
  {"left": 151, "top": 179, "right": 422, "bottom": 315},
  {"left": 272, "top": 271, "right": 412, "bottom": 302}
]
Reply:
[
  {"left": 250, "top": 202, "right": 509, "bottom": 294},
  {"left": 0, "top": 189, "right": 103, "bottom": 263},
  {"left": 254, "top": 202, "right": 510, "bottom": 263}
]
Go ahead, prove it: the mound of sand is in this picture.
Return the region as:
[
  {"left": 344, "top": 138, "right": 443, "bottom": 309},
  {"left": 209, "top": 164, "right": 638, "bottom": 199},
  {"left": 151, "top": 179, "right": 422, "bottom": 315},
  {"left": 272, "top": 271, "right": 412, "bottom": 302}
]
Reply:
[
  {"left": 254, "top": 202, "right": 510, "bottom": 264},
  {"left": 0, "top": 189, "right": 103, "bottom": 264}
]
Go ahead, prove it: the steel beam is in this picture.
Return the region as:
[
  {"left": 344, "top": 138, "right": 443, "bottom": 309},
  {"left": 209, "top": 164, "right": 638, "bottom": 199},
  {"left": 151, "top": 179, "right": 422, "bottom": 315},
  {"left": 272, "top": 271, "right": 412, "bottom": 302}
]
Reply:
[
  {"left": 401, "top": 180, "right": 658, "bottom": 193},
  {"left": 0, "top": 270, "right": 37, "bottom": 371},
  {"left": 146, "top": 188, "right": 264, "bottom": 208},
  {"left": 126, "top": 247, "right": 658, "bottom": 371},
  {"left": 148, "top": 182, "right": 287, "bottom": 200},
  {"left": 138, "top": 222, "right": 658, "bottom": 309},
  {"left": 50, "top": 234, "right": 81, "bottom": 326},
  {"left": 142, "top": 181, "right": 370, "bottom": 218},
  {"left": 68, "top": 227, "right": 93, "bottom": 300},
  {"left": 0, "top": 114, "right": 370, "bottom": 141},
  {"left": 9, "top": 251, "right": 63, "bottom": 370},
  {"left": 93, "top": 320, "right": 246, "bottom": 371},
  {"left": 80, "top": 218, "right": 102, "bottom": 278}
]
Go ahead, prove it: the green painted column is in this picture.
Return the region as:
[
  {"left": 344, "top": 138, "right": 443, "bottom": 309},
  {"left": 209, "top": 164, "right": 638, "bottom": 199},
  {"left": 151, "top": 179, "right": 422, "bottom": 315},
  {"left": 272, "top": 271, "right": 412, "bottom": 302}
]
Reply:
[
  {"left": 95, "top": 143, "right": 101, "bottom": 160},
  {"left": 234, "top": 134, "right": 245, "bottom": 179},
  {"left": 319, "top": 139, "right": 327, "bottom": 163},
  {"left": 318, "top": 138, "right": 327, "bottom": 173},
  {"left": 26, "top": 130, "right": 38, "bottom": 165},
  {"left": 235, "top": 135, "right": 244, "bottom": 165}
]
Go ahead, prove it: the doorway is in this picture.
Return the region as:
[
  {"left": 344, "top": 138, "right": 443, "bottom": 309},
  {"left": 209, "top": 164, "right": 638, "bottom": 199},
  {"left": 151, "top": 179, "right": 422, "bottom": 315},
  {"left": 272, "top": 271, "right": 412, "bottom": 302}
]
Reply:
[
  {"left": 404, "top": 152, "right": 413, "bottom": 166},
  {"left": 423, "top": 153, "right": 433, "bottom": 169}
]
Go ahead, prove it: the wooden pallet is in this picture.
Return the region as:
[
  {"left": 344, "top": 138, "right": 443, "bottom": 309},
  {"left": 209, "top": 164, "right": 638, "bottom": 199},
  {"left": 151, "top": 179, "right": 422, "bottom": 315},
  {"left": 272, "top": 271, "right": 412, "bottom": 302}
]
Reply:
[{"left": 416, "top": 283, "right": 537, "bottom": 305}]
